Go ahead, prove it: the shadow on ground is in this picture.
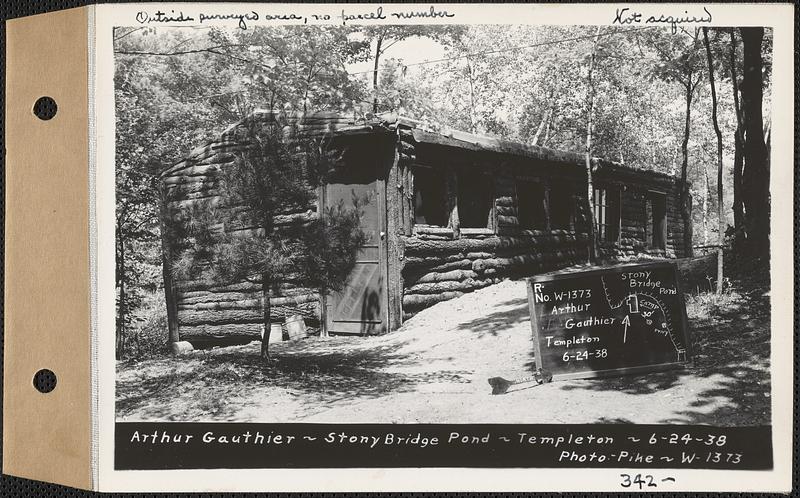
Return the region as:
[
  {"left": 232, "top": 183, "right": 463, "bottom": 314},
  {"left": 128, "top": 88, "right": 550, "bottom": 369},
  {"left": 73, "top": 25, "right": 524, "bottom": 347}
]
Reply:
[
  {"left": 116, "top": 335, "right": 470, "bottom": 421},
  {"left": 116, "top": 257, "right": 772, "bottom": 425},
  {"left": 455, "top": 297, "right": 530, "bottom": 336}
]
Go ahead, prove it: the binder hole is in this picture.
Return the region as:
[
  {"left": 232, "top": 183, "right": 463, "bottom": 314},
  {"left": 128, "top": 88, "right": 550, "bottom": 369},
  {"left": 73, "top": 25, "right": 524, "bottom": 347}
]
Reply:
[
  {"left": 33, "top": 369, "right": 57, "bottom": 393},
  {"left": 33, "top": 97, "right": 57, "bottom": 120}
]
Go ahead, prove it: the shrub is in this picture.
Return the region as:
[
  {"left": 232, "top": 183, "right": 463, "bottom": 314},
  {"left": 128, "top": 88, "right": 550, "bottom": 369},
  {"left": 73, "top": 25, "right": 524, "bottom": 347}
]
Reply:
[
  {"left": 684, "top": 279, "right": 743, "bottom": 319},
  {"left": 123, "top": 288, "right": 170, "bottom": 359}
]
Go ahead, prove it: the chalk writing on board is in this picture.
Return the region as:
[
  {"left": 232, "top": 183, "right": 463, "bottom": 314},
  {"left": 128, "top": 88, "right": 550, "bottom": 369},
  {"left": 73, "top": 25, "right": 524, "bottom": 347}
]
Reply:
[
  {"left": 599, "top": 272, "right": 686, "bottom": 362},
  {"left": 528, "top": 262, "right": 691, "bottom": 381}
]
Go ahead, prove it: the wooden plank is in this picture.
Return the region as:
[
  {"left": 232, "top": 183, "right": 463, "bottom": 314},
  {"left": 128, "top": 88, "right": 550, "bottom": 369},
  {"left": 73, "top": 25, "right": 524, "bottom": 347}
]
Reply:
[{"left": 385, "top": 138, "right": 404, "bottom": 331}]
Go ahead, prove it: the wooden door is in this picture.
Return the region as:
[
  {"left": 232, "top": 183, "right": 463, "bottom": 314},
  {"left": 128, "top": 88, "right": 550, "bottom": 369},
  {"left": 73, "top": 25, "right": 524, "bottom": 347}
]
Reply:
[{"left": 324, "top": 162, "right": 387, "bottom": 335}]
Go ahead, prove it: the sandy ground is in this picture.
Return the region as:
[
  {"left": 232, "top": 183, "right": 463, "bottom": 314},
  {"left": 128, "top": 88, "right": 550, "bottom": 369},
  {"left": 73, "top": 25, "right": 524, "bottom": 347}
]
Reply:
[{"left": 116, "top": 278, "right": 771, "bottom": 425}]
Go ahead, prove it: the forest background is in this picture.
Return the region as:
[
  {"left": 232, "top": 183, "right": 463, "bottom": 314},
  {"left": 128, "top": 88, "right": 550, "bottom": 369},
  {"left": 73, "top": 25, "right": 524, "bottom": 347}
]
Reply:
[{"left": 114, "top": 24, "right": 773, "bottom": 359}]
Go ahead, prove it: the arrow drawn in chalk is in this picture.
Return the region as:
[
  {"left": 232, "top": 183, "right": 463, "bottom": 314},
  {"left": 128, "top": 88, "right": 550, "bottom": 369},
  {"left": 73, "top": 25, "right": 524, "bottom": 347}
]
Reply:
[{"left": 621, "top": 315, "right": 631, "bottom": 343}]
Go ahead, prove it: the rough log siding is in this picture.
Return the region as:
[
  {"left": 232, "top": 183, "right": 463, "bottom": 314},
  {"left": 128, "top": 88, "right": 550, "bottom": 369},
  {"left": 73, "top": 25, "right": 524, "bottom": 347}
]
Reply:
[
  {"left": 160, "top": 112, "right": 385, "bottom": 343},
  {"left": 178, "top": 301, "right": 319, "bottom": 326},
  {"left": 386, "top": 132, "right": 405, "bottom": 331},
  {"left": 401, "top": 231, "right": 589, "bottom": 317},
  {"left": 179, "top": 323, "right": 263, "bottom": 338},
  {"left": 397, "top": 132, "right": 689, "bottom": 317},
  {"left": 594, "top": 178, "right": 684, "bottom": 260},
  {"left": 162, "top": 112, "right": 692, "bottom": 343}
]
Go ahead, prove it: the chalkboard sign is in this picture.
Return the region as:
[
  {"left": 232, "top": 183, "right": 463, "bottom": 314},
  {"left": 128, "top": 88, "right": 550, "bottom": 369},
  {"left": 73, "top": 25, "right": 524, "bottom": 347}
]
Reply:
[{"left": 527, "top": 261, "right": 691, "bottom": 381}]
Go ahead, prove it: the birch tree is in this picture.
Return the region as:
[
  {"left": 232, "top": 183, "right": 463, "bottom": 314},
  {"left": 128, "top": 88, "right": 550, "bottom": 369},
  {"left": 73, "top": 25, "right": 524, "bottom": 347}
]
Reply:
[
  {"left": 703, "top": 27, "right": 725, "bottom": 293},
  {"left": 584, "top": 26, "right": 603, "bottom": 262},
  {"left": 645, "top": 28, "right": 706, "bottom": 257}
]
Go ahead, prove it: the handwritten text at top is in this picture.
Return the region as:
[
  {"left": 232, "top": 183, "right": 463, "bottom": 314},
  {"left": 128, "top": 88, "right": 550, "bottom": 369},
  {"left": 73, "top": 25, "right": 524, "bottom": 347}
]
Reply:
[
  {"left": 134, "top": 6, "right": 455, "bottom": 30},
  {"left": 612, "top": 7, "right": 713, "bottom": 34}
]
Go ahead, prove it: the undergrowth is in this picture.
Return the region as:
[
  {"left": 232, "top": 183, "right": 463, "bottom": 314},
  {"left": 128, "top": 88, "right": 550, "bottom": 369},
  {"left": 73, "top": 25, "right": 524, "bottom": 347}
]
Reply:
[
  {"left": 684, "top": 279, "right": 744, "bottom": 319},
  {"left": 122, "top": 289, "right": 170, "bottom": 360}
]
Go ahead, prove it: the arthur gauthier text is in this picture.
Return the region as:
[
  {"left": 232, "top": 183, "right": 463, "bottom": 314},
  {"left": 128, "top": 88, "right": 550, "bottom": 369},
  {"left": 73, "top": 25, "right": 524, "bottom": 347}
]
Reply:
[{"left": 128, "top": 429, "right": 618, "bottom": 448}]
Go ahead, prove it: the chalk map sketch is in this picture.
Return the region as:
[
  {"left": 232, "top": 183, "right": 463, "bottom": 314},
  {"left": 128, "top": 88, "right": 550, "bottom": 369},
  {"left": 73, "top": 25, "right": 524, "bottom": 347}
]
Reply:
[{"left": 601, "top": 275, "right": 686, "bottom": 362}]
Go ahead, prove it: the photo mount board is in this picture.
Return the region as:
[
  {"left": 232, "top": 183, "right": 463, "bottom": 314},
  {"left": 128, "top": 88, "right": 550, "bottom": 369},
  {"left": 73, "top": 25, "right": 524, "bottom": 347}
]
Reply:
[
  {"left": 0, "top": 2, "right": 794, "bottom": 493},
  {"left": 3, "top": 6, "right": 93, "bottom": 491},
  {"left": 527, "top": 261, "right": 692, "bottom": 382}
]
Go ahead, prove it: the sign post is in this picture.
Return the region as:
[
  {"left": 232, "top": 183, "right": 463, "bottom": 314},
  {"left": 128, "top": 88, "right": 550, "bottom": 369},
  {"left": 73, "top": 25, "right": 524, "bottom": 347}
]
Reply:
[{"left": 527, "top": 261, "right": 692, "bottom": 381}]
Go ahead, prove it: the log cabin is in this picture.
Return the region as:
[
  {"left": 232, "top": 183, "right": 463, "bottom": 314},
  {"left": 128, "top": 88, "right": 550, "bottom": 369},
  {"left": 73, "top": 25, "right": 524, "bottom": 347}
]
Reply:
[{"left": 159, "top": 110, "right": 692, "bottom": 348}]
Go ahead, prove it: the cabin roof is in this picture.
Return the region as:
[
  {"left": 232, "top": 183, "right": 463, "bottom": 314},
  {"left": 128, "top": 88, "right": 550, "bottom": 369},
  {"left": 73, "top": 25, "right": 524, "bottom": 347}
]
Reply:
[
  {"left": 165, "top": 110, "right": 680, "bottom": 183},
  {"left": 384, "top": 115, "right": 679, "bottom": 183}
]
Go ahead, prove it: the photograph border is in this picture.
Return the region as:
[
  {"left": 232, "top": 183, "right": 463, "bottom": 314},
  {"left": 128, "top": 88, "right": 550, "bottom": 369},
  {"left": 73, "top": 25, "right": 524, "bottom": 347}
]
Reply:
[{"left": 94, "top": 2, "right": 795, "bottom": 492}]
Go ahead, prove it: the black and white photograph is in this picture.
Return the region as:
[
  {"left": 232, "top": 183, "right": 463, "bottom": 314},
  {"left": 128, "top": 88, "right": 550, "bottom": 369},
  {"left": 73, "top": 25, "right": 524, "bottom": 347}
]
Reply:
[
  {"left": 104, "top": 5, "right": 790, "bottom": 482},
  {"left": 114, "top": 16, "right": 774, "bottom": 425}
]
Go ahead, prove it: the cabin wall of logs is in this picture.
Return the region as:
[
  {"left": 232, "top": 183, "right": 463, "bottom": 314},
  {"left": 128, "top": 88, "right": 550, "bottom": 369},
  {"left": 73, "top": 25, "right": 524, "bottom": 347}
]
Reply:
[
  {"left": 160, "top": 112, "right": 370, "bottom": 344},
  {"left": 160, "top": 111, "right": 691, "bottom": 344},
  {"left": 390, "top": 125, "right": 687, "bottom": 321}
]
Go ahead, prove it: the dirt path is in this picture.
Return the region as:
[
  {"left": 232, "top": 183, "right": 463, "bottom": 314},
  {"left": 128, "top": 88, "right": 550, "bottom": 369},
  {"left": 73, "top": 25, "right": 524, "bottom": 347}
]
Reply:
[{"left": 117, "top": 279, "right": 771, "bottom": 425}]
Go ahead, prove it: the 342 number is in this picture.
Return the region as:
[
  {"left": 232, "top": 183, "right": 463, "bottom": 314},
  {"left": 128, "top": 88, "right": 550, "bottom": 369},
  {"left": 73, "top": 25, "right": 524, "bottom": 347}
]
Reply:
[{"left": 620, "top": 474, "right": 659, "bottom": 489}]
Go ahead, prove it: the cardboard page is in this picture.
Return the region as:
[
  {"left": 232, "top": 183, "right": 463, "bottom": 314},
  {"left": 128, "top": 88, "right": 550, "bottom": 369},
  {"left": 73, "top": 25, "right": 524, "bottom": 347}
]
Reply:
[{"left": 4, "top": 6, "right": 93, "bottom": 491}]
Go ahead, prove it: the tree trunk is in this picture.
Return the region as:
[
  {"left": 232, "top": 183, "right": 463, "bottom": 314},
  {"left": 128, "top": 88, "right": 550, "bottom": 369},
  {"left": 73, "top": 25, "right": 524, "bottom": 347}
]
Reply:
[
  {"left": 679, "top": 79, "right": 695, "bottom": 257},
  {"left": 531, "top": 107, "right": 551, "bottom": 146},
  {"left": 260, "top": 272, "right": 272, "bottom": 362},
  {"left": 703, "top": 27, "right": 725, "bottom": 293},
  {"left": 159, "top": 193, "right": 180, "bottom": 345},
  {"left": 728, "top": 28, "right": 746, "bottom": 253},
  {"left": 372, "top": 36, "right": 383, "bottom": 114},
  {"left": 466, "top": 56, "right": 477, "bottom": 133},
  {"left": 162, "top": 254, "right": 180, "bottom": 344},
  {"left": 116, "top": 238, "right": 126, "bottom": 360},
  {"left": 302, "top": 63, "right": 314, "bottom": 114},
  {"left": 584, "top": 26, "right": 602, "bottom": 263},
  {"left": 542, "top": 108, "right": 553, "bottom": 146},
  {"left": 739, "top": 27, "right": 769, "bottom": 257},
  {"left": 701, "top": 164, "right": 709, "bottom": 245},
  {"left": 533, "top": 88, "right": 555, "bottom": 146}
]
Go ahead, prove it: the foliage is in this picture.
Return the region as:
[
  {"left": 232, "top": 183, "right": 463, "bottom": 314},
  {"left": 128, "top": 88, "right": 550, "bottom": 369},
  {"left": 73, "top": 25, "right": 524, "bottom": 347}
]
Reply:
[
  {"left": 171, "top": 122, "right": 365, "bottom": 288},
  {"left": 114, "top": 26, "right": 236, "bottom": 357},
  {"left": 359, "top": 26, "right": 465, "bottom": 112},
  {"left": 206, "top": 26, "right": 370, "bottom": 114},
  {"left": 115, "top": 26, "right": 369, "bottom": 358},
  {"left": 121, "top": 289, "right": 171, "bottom": 360},
  {"left": 115, "top": 24, "right": 773, "bottom": 358},
  {"left": 684, "top": 273, "right": 740, "bottom": 315},
  {"left": 370, "top": 58, "right": 439, "bottom": 122},
  {"left": 168, "top": 119, "right": 367, "bottom": 361},
  {"left": 361, "top": 25, "right": 465, "bottom": 48},
  {"left": 394, "top": 24, "right": 773, "bottom": 257},
  {"left": 404, "top": 25, "right": 693, "bottom": 167},
  {"left": 641, "top": 28, "right": 705, "bottom": 88}
]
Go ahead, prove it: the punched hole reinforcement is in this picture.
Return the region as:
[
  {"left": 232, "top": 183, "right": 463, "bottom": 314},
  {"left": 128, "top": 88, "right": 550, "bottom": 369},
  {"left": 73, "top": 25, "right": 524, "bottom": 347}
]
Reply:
[
  {"left": 33, "top": 369, "right": 57, "bottom": 393},
  {"left": 33, "top": 96, "right": 57, "bottom": 120}
]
